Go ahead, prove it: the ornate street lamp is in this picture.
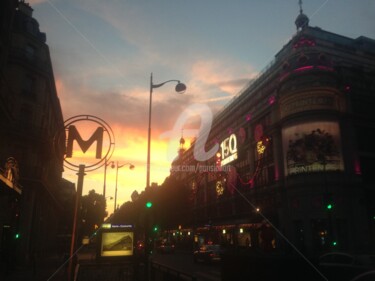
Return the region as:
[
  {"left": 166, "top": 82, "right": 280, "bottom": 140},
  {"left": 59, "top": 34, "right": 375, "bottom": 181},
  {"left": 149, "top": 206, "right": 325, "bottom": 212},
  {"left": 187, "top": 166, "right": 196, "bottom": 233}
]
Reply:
[{"left": 146, "top": 73, "right": 186, "bottom": 188}]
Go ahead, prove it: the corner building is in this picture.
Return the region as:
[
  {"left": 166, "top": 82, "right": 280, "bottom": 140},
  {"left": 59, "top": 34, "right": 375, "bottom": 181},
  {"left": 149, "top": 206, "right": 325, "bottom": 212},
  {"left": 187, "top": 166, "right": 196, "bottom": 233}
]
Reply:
[
  {"left": 172, "top": 14, "right": 375, "bottom": 256},
  {"left": 0, "top": 1, "right": 74, "bottom": 266}
]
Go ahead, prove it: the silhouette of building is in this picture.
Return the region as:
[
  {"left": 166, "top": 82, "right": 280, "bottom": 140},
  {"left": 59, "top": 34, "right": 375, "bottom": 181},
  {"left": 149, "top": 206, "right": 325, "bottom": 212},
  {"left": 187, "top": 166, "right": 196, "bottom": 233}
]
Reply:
[
  {"left": 0, "top": 0, "right": 74, "bottom": 266},
  {"left": 171, "top": 6, "right": 375, "bottom": 256}
]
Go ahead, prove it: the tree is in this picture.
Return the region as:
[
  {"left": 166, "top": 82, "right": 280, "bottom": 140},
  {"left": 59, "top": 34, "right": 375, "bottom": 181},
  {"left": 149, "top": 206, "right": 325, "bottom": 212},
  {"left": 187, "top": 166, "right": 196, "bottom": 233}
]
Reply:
[{"left": 81, "top": 190, "right": 106, "bottom": 235}]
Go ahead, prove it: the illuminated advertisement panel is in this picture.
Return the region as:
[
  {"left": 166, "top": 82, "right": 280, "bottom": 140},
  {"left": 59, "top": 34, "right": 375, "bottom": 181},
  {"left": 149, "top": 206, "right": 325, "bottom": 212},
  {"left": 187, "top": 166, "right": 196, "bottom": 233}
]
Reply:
[
  {"left": 282, "top": 121, "right": 344, "bottom": 176},
  {"left": 99, "top": 224, "right": 134, "bottom": 258}
]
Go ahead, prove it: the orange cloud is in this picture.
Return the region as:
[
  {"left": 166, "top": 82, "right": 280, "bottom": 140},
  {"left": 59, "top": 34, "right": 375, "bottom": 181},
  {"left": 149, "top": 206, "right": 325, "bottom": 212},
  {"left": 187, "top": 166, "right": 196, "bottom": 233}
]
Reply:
[{"left": 62, "top": 121, "right": 181, "bottom": 217}]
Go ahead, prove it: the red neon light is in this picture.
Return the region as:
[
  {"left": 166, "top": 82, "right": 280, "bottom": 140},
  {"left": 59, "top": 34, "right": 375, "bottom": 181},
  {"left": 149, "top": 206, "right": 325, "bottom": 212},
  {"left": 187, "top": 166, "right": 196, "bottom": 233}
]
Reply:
[
  {"left": 279, "top": 72, "right": 290, "bottom": 81},
  {"left": 293, "top": 38, "right": 316, "bottom": 49},
  {"left": 354, "top": 159, "right": 362, "bottom": 175},
  {"left": 294, "top": 66, "right": 314, "bottom": 72},
  {"left": 268, "top": 96, "right": 276, "bottom": 105}
]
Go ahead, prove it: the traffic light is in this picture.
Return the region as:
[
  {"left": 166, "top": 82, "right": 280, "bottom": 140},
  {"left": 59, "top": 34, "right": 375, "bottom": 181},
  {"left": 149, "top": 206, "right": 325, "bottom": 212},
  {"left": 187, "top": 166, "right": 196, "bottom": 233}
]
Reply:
[
  {"left": 332, "top": 241, "right": 337, "bottom": 247},
  {"left": 153, "top": 226, "right": 158, "bottom": 232},
  {"left": 325, "top": 193, "right": 333, "bottom": 210},
  {"left": 146, "top": 201, "right": 152, "bottom": 208},
  {"left": 15, "top": 233, "right": 20, "bottom": 239}
]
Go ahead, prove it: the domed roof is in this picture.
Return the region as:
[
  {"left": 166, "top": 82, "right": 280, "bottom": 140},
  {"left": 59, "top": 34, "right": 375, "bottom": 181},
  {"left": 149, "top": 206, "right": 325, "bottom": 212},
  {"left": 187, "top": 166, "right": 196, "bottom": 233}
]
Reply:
[
  {"left": 295, "top": 12, "right": 309, "bottom": 30},
  {"left": 295, "top": 0, "right": 309, "bottom": 31}
]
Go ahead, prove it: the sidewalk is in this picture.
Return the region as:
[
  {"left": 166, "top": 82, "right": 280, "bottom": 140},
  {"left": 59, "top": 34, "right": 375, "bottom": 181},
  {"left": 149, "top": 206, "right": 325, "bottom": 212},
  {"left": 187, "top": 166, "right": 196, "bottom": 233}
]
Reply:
[{"left": 1, "top": 255, "right": 68, "bottom": 281}]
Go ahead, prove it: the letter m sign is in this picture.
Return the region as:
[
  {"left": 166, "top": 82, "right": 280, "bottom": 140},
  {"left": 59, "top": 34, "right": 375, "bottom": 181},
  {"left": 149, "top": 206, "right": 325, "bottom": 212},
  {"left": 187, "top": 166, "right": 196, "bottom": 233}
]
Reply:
[{"left": 66, "top": 125, "right": 103, "bottom": 159}]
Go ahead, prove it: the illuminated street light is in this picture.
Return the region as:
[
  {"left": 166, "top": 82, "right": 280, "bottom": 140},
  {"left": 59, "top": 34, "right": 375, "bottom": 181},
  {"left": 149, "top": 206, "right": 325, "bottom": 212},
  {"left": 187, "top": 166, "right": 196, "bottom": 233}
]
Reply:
[{"left": 146, "top": 73, "right": 186, "bottom": 188}]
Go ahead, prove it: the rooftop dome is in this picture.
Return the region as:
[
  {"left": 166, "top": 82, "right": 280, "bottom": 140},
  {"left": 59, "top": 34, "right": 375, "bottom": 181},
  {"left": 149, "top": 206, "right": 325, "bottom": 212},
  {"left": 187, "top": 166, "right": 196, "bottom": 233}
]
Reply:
[{"left": 295, "top": 0, "right": 309, "bottom": 31}]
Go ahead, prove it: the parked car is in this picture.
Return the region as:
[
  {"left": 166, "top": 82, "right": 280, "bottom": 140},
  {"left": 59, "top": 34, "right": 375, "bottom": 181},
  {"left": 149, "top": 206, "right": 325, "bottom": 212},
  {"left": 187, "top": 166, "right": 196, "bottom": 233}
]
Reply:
[
  {"left": 318, "top": 252, "right": 375, "bottom": 281},
  {"left": 156, "top": 241, "right": 175, "bottom": 254},
  {"left": 193, "top": 244, "right": 222, "bottom": 263}
]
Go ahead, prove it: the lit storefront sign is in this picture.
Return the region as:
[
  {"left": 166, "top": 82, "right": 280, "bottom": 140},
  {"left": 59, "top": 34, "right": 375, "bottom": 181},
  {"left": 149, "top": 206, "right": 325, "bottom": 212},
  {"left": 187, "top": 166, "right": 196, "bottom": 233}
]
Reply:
[{"left": 220, "top": 133, "right": 238, "bottom": 166}]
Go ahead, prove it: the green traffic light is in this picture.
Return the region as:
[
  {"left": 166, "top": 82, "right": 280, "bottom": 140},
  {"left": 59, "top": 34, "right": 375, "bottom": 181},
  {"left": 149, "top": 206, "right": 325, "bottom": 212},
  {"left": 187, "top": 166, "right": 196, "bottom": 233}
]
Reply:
[
  {"left": 146, "top": 201, "right": 152, "bottom": 208},
  {"left": 153, "top": 226, "right": 158, "bottom": 232},
  {"left": 327, "top": 204, "right": 333, "bottom": 210},
  {"left": 15, "top": 233, "right": 20, "bottom": 239},
  {"left": 332, "top": 241, "right": 337, "bottom": 246}
]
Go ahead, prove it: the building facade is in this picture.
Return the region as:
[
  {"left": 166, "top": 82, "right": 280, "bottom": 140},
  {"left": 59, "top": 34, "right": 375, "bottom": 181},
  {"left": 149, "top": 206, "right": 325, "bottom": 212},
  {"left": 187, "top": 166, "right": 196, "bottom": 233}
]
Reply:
[
  {"left": 171, "top": 12, "right": 375, "bottom": 256},
  {"left": 0, "top": 1, "right": 74, "bottom": 265}
]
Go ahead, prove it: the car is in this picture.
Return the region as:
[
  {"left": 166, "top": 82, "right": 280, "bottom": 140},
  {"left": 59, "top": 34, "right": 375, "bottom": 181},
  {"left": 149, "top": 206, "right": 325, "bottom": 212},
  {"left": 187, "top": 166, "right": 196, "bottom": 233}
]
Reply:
[
  {"left": 318, "top": 252, "right": 375, "bottom": 281},
  {"left": 193, "top": 244, "right": 222, "bottom": 263},
  {"left": 156, "top": 241, "right": 175, "bottom": 254}
]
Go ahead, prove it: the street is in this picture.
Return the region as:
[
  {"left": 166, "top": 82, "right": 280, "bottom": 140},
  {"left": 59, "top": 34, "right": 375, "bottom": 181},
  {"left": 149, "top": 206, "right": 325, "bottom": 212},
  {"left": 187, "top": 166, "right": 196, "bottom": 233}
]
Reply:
[{"left": 150, "top": 250, "right": 221, "bottom": 281}]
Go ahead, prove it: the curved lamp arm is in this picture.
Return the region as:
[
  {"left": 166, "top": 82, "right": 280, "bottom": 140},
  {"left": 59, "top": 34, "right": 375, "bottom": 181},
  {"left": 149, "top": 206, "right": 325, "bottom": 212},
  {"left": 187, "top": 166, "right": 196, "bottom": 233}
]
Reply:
[{"left": 150, "top": 73, "right": 187, "bottom": 93}]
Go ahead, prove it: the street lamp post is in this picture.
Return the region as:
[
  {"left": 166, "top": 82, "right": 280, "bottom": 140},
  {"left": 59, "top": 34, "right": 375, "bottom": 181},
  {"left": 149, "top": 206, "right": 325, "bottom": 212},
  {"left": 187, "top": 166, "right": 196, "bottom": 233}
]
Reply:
[
  {"left": 146, "top": 72, "right": 186, "bottom": 188},
  {"left": 113, "top": 161, "right": 135, "bottom": 214},
  {"left": 103, "top": 157, "right": 114, "bottom": 198}
]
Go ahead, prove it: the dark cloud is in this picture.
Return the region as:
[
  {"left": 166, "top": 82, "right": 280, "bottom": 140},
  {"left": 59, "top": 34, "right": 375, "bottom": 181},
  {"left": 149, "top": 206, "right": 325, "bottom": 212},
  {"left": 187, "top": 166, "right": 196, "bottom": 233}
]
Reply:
[{"left": 61, "top": 85, "right": 197, "bottom": 136}]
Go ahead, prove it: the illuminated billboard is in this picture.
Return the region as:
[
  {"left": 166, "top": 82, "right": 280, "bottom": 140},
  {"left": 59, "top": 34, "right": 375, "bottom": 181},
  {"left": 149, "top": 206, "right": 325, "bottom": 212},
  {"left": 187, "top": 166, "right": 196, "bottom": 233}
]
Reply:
[
  {"left": 282, "top": 121, "right": 344, "bottom": 176},
  {"left": 98, "top": 224, "right": 134, "bottom": 258}
]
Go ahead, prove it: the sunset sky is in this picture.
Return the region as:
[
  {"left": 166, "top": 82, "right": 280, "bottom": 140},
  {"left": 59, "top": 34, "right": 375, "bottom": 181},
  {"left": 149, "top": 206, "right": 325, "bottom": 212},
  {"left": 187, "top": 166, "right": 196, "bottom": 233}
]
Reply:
[{"left": 28, "top": 0, "right": 375, "bottom": 216}]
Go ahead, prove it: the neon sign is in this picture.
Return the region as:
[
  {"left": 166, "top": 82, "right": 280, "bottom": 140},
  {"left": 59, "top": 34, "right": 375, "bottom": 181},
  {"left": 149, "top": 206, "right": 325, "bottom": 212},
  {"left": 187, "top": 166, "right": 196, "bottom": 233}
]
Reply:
[{"left": 220, "top": 133, "right": 238, "bottom": 166}]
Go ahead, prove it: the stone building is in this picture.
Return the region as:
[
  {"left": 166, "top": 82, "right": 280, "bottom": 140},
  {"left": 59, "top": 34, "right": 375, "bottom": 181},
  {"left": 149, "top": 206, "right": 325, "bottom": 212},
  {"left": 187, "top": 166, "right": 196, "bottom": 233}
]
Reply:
[
  {"left": 171, "top": 8, "right": 375, "bottom": 256},
  {"left": 0, "top": 1, "right": 74, "bottom": 265}
]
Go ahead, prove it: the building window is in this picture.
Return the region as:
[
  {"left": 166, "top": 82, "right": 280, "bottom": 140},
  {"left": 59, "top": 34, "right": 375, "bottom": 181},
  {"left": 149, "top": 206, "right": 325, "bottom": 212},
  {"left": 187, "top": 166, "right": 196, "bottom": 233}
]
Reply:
[
  {"left": 20, "top": 104, "right": 33, "bottom": 125},
  {"left": 25, "top": 19, "right": 38, "bottom": 35},
  {"left": 298, "top": 55, "right": 308, "bottom": 65},
  {"left": 22, "top": 75, "right": 36, "bottom": 100},
  {"left": 25, "top": 44, "right": 35, "bottom": 60}
]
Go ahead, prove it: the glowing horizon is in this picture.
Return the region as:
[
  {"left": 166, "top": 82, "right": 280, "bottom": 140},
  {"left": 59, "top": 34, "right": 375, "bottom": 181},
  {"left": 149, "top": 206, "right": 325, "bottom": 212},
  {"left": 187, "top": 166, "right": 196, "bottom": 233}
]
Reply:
[{"left": 26, "top": 0, "right": 375, "bottom": 217}]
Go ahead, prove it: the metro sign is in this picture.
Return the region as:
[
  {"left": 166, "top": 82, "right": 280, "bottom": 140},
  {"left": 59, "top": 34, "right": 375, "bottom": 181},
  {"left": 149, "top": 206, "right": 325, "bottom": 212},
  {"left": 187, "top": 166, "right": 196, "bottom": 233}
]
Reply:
[
  {"left": 66, "top": 126, "right": 104, "bottom": 159},
  {"left": 63, "top": 115, "right": 115, "bottom": 172}
]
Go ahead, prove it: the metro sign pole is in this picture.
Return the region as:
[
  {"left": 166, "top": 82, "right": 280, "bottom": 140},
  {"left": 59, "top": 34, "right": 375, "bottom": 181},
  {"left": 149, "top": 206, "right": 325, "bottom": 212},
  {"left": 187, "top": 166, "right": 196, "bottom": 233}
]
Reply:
[
  {"left": 67, "top": 164, "right": 85, "bottom": 281},
  {"left": 58, "top": 115, "right": 115, "bottom": 281}
]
